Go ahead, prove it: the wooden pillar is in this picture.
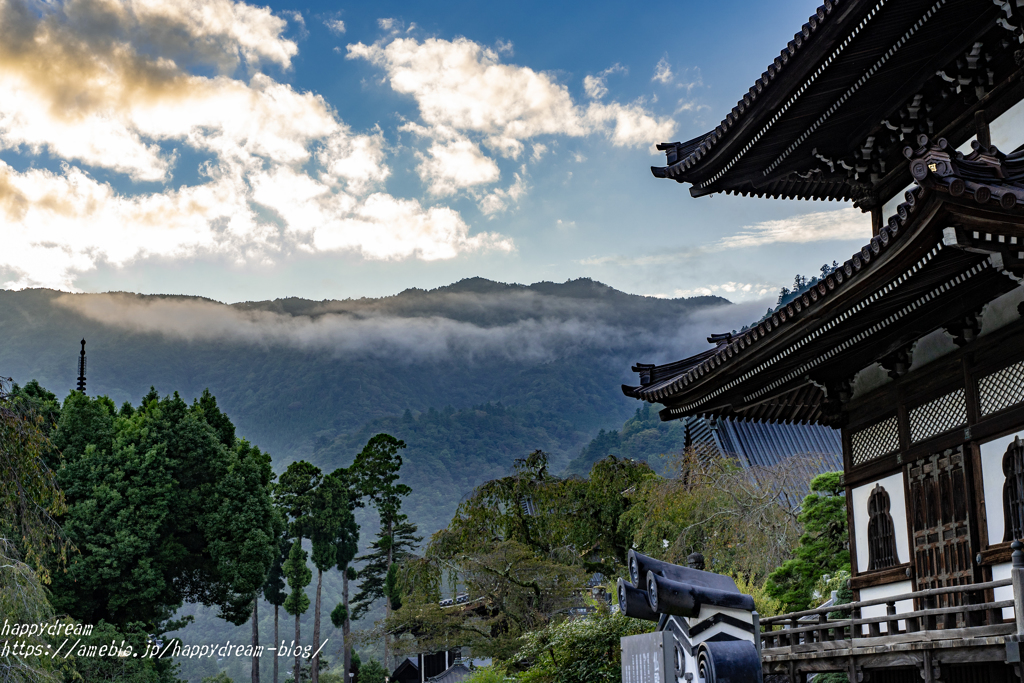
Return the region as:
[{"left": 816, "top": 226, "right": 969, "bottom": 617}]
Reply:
[
  {"left": 923, "top": 655, "right": 936, "bottom": 683},
  {"left": 1013, "top": 541, "right": 1024, "bottom": 634},
  {"left": 886, "top": 601, "right": 899, "bottom": 635},
  {"left": 871, "top": 206, "right": 883, "bottom": 236},
  {"left": 975, "top": 109, "right": 991, "bottom": 148}
]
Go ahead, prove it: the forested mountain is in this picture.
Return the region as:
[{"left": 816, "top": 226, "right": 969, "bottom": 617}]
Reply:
[{"left": 0, "top": 278, "right": 739, "bottom": 536}]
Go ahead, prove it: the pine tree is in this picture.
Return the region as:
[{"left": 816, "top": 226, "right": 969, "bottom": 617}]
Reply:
[
  {"left": 350, "top": 434, "right": 421, "bottom": 668},
  {"left": 765, "top": 472, "right": 850, "bottom": 611}
]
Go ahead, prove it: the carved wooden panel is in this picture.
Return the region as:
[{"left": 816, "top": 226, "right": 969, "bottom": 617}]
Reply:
[
  {"left": 1002, "top": 436, "right": 1024, "bottom": 542},
  {"left": 866, "top": 484, "right": 899, "bottom": 570},
  {"left": 907, "top": 447, "right": 974, "bottom": 622}
]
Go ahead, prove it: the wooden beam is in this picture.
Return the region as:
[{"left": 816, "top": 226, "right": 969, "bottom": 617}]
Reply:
[{"left": 976, "top": 110, "right": 991, "bottom": 148}]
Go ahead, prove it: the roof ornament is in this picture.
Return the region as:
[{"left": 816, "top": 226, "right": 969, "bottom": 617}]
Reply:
[{"left": 76, "top": 339, "right": 87, "bottom": 394}]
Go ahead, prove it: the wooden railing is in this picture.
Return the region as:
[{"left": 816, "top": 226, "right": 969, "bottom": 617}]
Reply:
[{"left": 759, "top": 578, "right": 1014, "bottom": 650}]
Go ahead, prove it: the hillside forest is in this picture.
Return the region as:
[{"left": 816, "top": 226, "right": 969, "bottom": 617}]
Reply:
[{"left": 0, "top": 278, "right": 851, "bottom": 683}]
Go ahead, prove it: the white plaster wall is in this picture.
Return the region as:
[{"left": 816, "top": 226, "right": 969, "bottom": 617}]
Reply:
[
  {"left": 981, "top": 432, "right": 1023, "bottom": 545},
  {"left": 990, "top": 98, "right": 1024, "bottom": 153},
  {"left": 859, "top": 580, "right": 914, "bottom": 634},
  {"left": 979, "top": 285, "right": 1024, "bottom": 338},
  {"left": 852, "top": 472, "right": 910, "bottom": 574},
  {"left": 993, "top": 562, "right": 1014, "bottom": 621},
  {"left": 851, "top": 363, "right": 891, "bottom": 400},
  {"left": 906, "top": 328, "right": 958, "bottom": 374}
]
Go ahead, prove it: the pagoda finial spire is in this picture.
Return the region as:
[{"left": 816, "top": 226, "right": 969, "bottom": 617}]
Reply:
[{"left": 76, "top": 339, "right": 87, "bottom": 393}]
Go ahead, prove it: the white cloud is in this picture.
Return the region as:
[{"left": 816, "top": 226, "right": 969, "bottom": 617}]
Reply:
[
  {"left": 669, "top": 282, "right": 774, "bottom": 299},
  {"left": 416, "top": 136, "right": 501, "bottom": 196},
  {"left": 652, "top": 56, "right": 673, "bottom": 84},
  {"left": 478, "top": 169, "right": 527, "bottom": 215},
  {"left": 0, "top": 0, "right": 513, "bottom": 289},
  {"left": 495, "top": 39, "right": 513, "bottom": 55},
  {"left": 718, "top": 208, "right": 870, "bottom": 249},
  {"left": 347, "top": 37, "right": 674, "bottom": 197},
  {"left": 583, "top": 74, "right": 608, "bottom": 100},
  {"left": 53, "top": 285, "right": 744, "bottom": 364},
  {"left": 312, "top": 193, "right": 513, "bottom": 260},
  {"left": 583, "top": 63, "right": 626, "bottom": 100},
  {"left": 377, "top": 17, "right": 395, "bottom": 31},
  {"left": 324, "top": 18, "right": 345, "bottom": 34}
]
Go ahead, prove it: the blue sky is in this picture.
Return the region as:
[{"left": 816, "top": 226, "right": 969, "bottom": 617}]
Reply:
[{"left": 0, "top": 0, "right": 878, "bottom": 304}]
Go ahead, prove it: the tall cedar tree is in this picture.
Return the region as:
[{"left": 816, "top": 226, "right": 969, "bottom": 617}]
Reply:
[
  {"left": 276, "top": 460, "right": 322, "bottom": 683},
  {"left": 765, "top": 472, "right": 850, "bottom": 611},
  {"left": 264, "top": 535, "right": 289, "bottom": 683},
  {"left": 282, "top": 539, "right": 312, "bottom": 683},
  {"left": 49, "top": 388, "right": 279, "bottom": 632},
  {"left": 325, "top": 467, "right": 362, "bottom": 682},
  {"left": 351, "top": 434, "right": 421, "bottom": 666},
  {"left": 308, "top": 470, "right": 359, "bottom": 683}
]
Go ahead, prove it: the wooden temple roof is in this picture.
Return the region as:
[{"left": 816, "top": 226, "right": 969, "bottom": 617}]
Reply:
[
  {"left": 626, "top": 137, "right": 1024, "bottom": 425},
  {"left": 652, "top": 0, "right": 1024, "bottom": 210}
]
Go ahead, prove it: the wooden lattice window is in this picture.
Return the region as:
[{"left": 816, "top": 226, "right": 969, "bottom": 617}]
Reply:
[
  {"left": 867, "top": 484, "right": 900, "bottom": 570},
  {"left": 1002, "top": 436, "right": 1024, "bottom": 542}
]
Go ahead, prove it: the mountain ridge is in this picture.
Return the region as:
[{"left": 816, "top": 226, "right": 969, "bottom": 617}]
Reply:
[{"left": 1, "top": 278, "right": 735, "bottom": 536}]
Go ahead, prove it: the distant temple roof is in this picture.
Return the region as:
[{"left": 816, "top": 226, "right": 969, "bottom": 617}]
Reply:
[
  {"left": 685, "top": 415, "right": 843, "bottom": 501},
  {"left": 651, "top": 0, "right": 1024, "bottom": 211},
  {"left": 686, "top": 415, "right": 842, "bottom": 469},
  {"left": 627, "top": 137, "right": 1024, "bottom": 425}
]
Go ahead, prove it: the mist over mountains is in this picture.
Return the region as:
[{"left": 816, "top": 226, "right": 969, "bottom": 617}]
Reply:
[{"left": 1, "top": 277, "right": 761, "bottom": 533}]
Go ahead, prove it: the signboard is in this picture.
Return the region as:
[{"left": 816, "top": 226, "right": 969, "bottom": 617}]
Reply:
[{"left": 621, "top": 631, "right": 674, "bottom": 683}]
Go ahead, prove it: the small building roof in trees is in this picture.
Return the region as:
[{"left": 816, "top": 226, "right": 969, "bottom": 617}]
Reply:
[
  {"left": 427, "top": 662, "right": 471, "bottom": 683},
  {"left": 626, "top": 137, "right": 1024, "bottom": 425},
  {"left": 651, "top": 0, "right": 1024, "bottom": 210}
]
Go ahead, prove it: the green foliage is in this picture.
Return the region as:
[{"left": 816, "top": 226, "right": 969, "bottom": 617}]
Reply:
[
  {"left": 309, "top": 469, "right": 360, "bottom": 573},
  {"left": 389, "top": 453, "right": 653, "bottom": 661},
  {"left": 564, "top": 405, "right": 686, "bottom": 477},
  {"left": 264, "top": 535, "right": 289, "bottom": 608},
  {"left": 0, "top": 537, "right": 64, "bottom": 683},
  {"left": 330, "top": 602, "right": 348, "bottom": 629},
  {"left": 766, "top": 472, "right": 850, "bottom": 611},
  {"left": 351, "top": 434, "right": 421, "bottom": 620},
  {"left": 201, "top": 673, "right": 234, "bottom": 683},
  {"left": 619, "top": 451, "right": 804, "bottom": 579},
  {"left": 64, "top": 620, "right": 181, "bottom": 683},
  {"left": 358, "top": 659, "right": 387, "bottom": 683},
  {"left": 0, "top": 378, "right": 69, "bottom": 583},
  {"left": 432, "top": 451, "right": 654, "bottom": 575},
  {"left": 511, "top": 612, "right": 652, "bottom": 683},
  {"left": 465, "top": 666, "right": 513, "bottom": 683},
  {"left": 352, "top": 434, "right": 411, "bottom": 527},
  {"left": 282, "top": 540, "right": 312, "bottom": 617},
  {"left": 384, "top": 562, "right": 402, "bottom": 610},
  {"left": 49, "top": 388, "right": 279, "bottom": 630},
  {"left": 277, "top": 461, "right": 324, "bottom": 540},
  {"left": 728, "top": 573, "right": 785, "bottom": 619}
]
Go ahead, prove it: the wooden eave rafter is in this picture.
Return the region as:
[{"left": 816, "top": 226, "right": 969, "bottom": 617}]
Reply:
[
  {"left": 653, "top": 0, "right": 1021, "bottom": 208},
  {"left": 627, "top": 137, "right": 1024, "bottom": 424}
]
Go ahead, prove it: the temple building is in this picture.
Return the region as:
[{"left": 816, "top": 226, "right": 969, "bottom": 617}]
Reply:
[{"left": 622, "top": 0, "right": 1024, "bottom": 680}]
